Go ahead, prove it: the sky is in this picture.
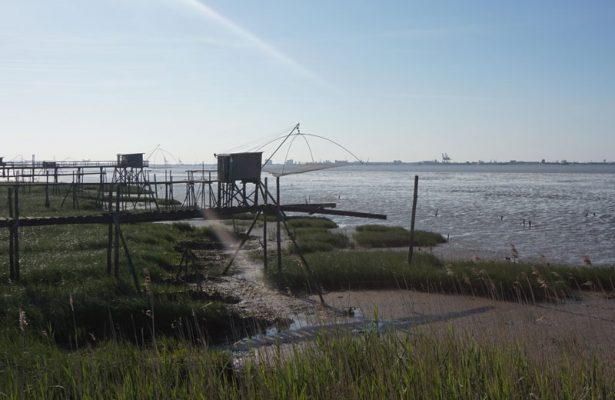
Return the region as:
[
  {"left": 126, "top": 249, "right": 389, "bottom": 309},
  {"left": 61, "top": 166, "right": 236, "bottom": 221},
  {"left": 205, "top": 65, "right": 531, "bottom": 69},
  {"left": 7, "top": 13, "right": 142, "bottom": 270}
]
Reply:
[{"left": 1, "top": 0, "right": 614, "bottom": 164}]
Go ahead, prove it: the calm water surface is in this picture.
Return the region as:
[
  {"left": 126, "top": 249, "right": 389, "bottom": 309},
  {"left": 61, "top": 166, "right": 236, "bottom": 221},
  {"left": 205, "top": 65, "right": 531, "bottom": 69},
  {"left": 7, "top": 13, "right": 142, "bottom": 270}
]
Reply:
[
  {"left": 166, "top": 163, "right": 615, "bottom": 266},
  {"left": 275, "top": 164, "right": 615, "bottom": 266}
]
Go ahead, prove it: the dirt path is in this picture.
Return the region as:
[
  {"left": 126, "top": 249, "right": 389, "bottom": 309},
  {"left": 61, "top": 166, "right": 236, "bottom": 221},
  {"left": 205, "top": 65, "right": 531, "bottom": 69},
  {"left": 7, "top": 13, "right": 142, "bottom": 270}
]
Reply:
[{"left": 200, "top": 244, "right": 334, "bottom": 329}]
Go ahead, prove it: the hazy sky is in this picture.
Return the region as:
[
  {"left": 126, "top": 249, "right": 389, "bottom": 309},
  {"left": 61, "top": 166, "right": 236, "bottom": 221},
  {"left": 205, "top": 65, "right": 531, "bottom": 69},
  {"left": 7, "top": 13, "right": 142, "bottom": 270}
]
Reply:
[{"left": 1, "top": 0, "right": 614, "bottom": 163}]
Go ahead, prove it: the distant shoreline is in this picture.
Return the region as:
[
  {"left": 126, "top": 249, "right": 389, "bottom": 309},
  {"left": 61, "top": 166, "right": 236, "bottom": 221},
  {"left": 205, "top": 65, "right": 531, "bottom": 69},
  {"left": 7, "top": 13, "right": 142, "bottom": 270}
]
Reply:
[{"left": 149, "top": 160, "right": 615, "bottom": 169}]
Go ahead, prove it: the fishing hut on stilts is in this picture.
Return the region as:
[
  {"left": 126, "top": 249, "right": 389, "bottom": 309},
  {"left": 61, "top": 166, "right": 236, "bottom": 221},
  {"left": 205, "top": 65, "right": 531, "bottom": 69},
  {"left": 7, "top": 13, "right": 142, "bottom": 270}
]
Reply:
[{"left": 109, "top": 153, "right": 158, "bottom": 210}]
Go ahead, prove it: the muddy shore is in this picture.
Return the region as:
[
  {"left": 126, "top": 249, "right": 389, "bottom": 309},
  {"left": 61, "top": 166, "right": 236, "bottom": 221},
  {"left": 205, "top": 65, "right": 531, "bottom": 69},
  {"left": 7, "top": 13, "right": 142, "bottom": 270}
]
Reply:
[{"left": 171, "top": 218, "right": 615, "bottom": 364}]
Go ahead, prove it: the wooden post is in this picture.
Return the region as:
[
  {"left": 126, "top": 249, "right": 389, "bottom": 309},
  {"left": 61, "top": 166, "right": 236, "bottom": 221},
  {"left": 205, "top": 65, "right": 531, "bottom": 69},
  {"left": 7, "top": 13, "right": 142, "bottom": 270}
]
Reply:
[
  {"left": 169, "top": 171, "right": 174, "bottom": 209},
  {"left": 114, "top": 184, "right": 120, "bottom": 277},
  {"left": 408, "top": 175, "right": 419, "bottom": 265},
  {"left": 71, "top": 171, "right": 76, "bottom": 209},
  {"left": 117, "top": 221, "right": 140, "bottom": 292},
  {"left": 107, "top": 185, "right": 113, "bottom": 275},
  {"left": 97, "top": 167, "right": 104, "bottom": 207},
  {"left": 126, "top": 169, "right": 131, "bottom": 210},
  {"left": 222, "top": 211, "right": 262, "bottom": 274},
  {"left": 263, "top": 178, "right": 268, "bottom": 270},
  {"left": 208, "top": 171, "right": 213, "bottom": 207},
  {"left": 54, "top": 167, "right": 58, "bottom": 193},
  {"left": 153, "top": 174, "right": 158, "bottom": 199},
  {"left": 164, "top": 170, "right": 168, "bottom": 209},
  {"left": 276, "top": 177, "right": 282, "bottom": 272},
  {"left": 14, "top": 187, "right": 20, "bottom": 280},
  {"left": 254, "top": 181, "right": 259, "bottom": 206},
  {"left": 280, "top": 215, "right": 325, "bottom": 305},
  {"left": 45, "top": 172, "right": 50, "bottom": 208},
  {"left": 8, "top": 188, "right": 14, "bottom": 280}
]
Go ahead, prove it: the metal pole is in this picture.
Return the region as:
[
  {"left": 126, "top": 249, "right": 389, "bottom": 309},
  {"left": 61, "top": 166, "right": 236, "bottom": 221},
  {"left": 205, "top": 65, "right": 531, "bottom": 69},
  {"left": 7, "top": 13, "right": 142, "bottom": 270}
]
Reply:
[{"left": 408, "top": 175, "right": 419, "bottom": 265}]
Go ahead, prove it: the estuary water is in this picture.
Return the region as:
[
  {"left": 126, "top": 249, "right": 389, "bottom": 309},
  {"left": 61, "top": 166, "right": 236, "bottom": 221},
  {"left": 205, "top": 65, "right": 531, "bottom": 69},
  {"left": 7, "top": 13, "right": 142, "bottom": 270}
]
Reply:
[{"left": 167, "top": 163, "right": 615, "bottom": 266}]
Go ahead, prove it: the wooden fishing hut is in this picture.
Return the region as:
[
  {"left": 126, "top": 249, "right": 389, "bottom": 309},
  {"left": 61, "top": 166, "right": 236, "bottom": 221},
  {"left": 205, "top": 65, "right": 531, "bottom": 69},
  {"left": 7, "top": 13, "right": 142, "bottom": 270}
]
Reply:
[
  {"left": 117, "top": 153, "right": 147, "bottom": 168},
  {"left": 216, "top": 152, "right": 262, "bottom": 208},
  {"left": 111, "top": 153, "right": 157, "bottom": 210}
]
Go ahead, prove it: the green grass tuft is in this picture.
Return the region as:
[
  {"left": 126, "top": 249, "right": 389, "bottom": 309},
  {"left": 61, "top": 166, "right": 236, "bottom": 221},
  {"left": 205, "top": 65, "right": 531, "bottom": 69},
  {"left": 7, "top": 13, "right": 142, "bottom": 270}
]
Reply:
[
  {"left": 1, "top": 331, "right": 612, "bottom": 399},
  {"left": 354, "top": 224, "right": 447, "bottom": 248},
  {"left": 286, "top": 216, "right": 338, "bottom": 229},
  {"left": 266, "top": 250, "right": 615, "bottom": 302}
]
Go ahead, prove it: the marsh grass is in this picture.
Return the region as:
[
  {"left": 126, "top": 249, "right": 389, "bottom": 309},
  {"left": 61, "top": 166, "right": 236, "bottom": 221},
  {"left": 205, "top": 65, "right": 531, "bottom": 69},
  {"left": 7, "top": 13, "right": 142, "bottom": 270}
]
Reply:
[
  {"left": 0, "top": 220, "right": 247, "bottom": 347},
  {"left": 286, "top": 216, "right": 338, "bottom": 229},
  {"left": 353, "top": 224, "right": 447, "bottom": 248},
  {"left": 1, "top": 330, "right": 612, "bottom": 399},
  {"left": 281, "top": 217, "right": 349, "bottom": 255},
  {"left": 1, "top": 190, "right": 615, "bottom": 397},
  {"left": 0, "top": 185, "right": 102, "bottom": 217},
  {"left": 268, "top": 251, "right": 443, "bottom": 292},
  {"left": 289, "top": 228, "right": 349, "bottom": 254},
  {"left": 266, "top": 250, "right": 615, "bottom": 302}
]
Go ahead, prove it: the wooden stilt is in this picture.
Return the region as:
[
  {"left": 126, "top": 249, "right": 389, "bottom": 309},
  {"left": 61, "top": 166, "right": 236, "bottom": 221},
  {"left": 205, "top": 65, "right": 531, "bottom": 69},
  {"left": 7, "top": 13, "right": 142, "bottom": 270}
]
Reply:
[
  {"left": 14, "top": 187, "right": 20, "bottom": 281},
  {"left": 276, "top": 177, "right": 282, "bottom": 272},
  {"left": 107, "top": 186, "right": 113, "bottom": 275},
  {"left": 280, "top": 215, "right": 325, "bottom": 305},
  {"left": 116, "top": 219, "right": 140, "bottom": 292},
  {"left": 222, "top": 210, "right": 262, "bottom": 274},
  {"left": 169, "top": 172, "right": 174, "bottom": 209},
  {"left": 408, "top": 175, "right": 419, "bottom": 265},
  {"left": 114, "top": 185, "right": 120, "bottom": 277},
  {"left": 163, "top": 171, "right": 166, "bottom": 209},
  {"left": 45, "top": 172, "right": 50, "bottom": 208},
  {"left": 263, "top": 178, "right": 268, "bottom": 270},
  {"left": 8, "top": 188, "right": 14, "bottom": 280}
]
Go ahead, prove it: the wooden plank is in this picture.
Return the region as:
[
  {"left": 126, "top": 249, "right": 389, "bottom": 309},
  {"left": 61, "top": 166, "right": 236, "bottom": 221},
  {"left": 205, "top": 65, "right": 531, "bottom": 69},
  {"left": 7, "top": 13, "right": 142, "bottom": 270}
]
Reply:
[
  {"left": 279, "top": 205, "right": 387, "bottom": 220},
  {"left": 0, "top": 202, "right": 386, "bottom": 229}
]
